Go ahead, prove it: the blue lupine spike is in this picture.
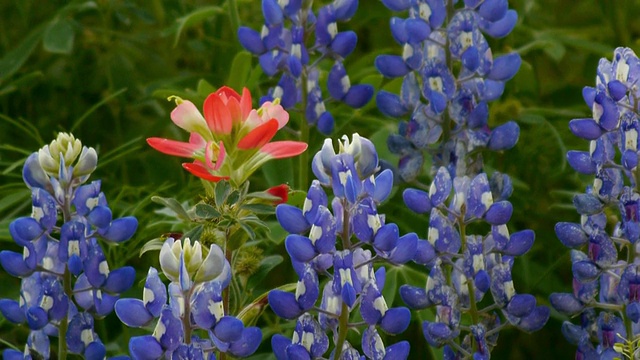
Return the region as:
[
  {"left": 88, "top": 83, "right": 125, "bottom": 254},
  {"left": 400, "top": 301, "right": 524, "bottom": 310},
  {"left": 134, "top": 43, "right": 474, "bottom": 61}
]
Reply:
[
  {"left": 331, "top": 31, "right": 357, "bottom": 58},
  {"left": 285, "top": 234, "right": 317, "bottom": 263},
  {"left": 115, "top": 299, "right": 154, "bottom": 327},
  {"left": 229, "top": 326, "right": 262, "bottom": 357},
  {"left": 344, "top": 84, "right": 374, "bottom": 108},
  {"left": 238, "top": 27, "right": 266, "bottom": 54},
  {"left": 104, "top": 266, "right": 135, "bottom": 293},
  {"left": 478, "top": 0, "right": 508, "bottom": 22},
  {"left": 403, "top": 188, "right": 431, "bottom": 214},
  {"left": 375, "top": 55, "right": 411, "bottom": 78},
  {"left": 268, "top": 290, "right": 303, "bottom": 319},
  {"left": 276, "top": 204, "right": 310, "bottom": 234},
  {"left": 484, "top": 200, "right": 513, "bottom": 225},
  {"left": 488, "top": 53, "right": 521, "bottom": 81},
  {"left": 569, "top": 118, "right": 603, "bottom": 140},
  {"left": 213, "top": 316, "right": 244, "bottom": 343},
  {"left": 488, "top": 121, "right": 520, "bottom": 150},
  {"left": 388, "top": 232, "right": 418, "bottom": 264},
  {"left": 566, "top": 151, "right": 596, "bottom": 174},
  {"left": 262, "top": 0, "right": 283, "bottom": 25}
]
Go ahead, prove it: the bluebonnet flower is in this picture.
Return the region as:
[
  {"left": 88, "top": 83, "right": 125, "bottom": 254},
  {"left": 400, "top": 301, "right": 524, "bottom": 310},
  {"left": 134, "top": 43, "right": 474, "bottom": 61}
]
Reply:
[
  {"left": 0, "top": 133, "right": 138, "bottom": 359},
  {"left": 238, "top": 0, "right": 374, "bottom": 134},
  {"left": 552, "top": 47, "right": 640, "bottom": 358},
  {"left": 376, "top": 0, "right": 521, "bottom": 181},
  {"left": 272, "top": 134, "right": 412, "bottom": 359},
  {"left": 374, "top": 2, "right": 548, "bottom": 357},
  {"left": 116, "top": 237, "right": 262, "bottom": 359}
]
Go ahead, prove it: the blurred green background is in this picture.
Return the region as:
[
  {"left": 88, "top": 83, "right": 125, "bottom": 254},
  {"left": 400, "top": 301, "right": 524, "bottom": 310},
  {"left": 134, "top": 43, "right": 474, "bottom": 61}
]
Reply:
[{"left": 1, "top": 0, "right": 640, "bottom": 358}]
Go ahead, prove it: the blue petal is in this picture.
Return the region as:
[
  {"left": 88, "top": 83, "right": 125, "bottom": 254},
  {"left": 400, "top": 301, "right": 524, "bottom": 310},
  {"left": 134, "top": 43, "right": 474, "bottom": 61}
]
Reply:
[
  {"left": 569, "top": 118, "right": 603, "bottom": 140},
  {"left": 504, "top": 230, "right": 535, "bottom": 256},
  {"left": 373, "top": 223, "right": 399, "bottom": 252},
  {"left": 381, "top": 0, "right": 411, "bottom": 11},
  {"left": 573, "top": 194, "right": 603, "bottom": 215},
  {"left": 375, "top": 55, "right": 410, "bottom": 78},
  {"left": 550, "top": 293, "right": 583, "bottom": 315},
  {"left": 484, "top": 200, "right": 513, "bottom": 225},
  {"left": 129, "top": 335, "right": 163, "bottom": 360},
  {"left": 344, "top": 84, "right": 374, "bottom": 108},
  {"left": 276, "top": 205, "right": 310, "bottom": 234},
  {"left": 377, "top": 91, "right": 408, "bottom": 117},
  {"left": 506, "top": 294, "right": 536, "bottom": 318},
  {"left": 516, "top": 306, "right": 550, "bottom": 332},
  {"left": 414, "top": 239, "right": 436, "bottom": 266},
  {"left": 608, "top": 80, "right": 627, "bottom": 101},
  {"left": 115, "top": 299, "right": 154, "bottom": 327},
  {"left": 572, "top": 259, "right": 600, "bottom": 283},
  {"left": 429, "top": 167, "right": 452, "bottom": 206},
  {"left": 26, "top": 306, "right": 48, "bottom": 330},
  {"left": 461, "top": 46, "right": 480, "bottom": 72},
  {"left": 555, "top": 222, "right": 588, "bottom": 248},
  {"left": 104, "top": 266, "right": 136, "bottom": 293},
  {"left": 23, "top": 152, "right": 50, "bottom": 190},
  {"left": 229, "top": 326, "right": 262, "bottom": 357},
  {"left": 237, "top": 27, "right": 266, "bottom": 54},
  {"left": 469, "top": 101, "right": 489, "bottom": 128},
  {"left": 331, "top": 31, "right": 358, "bottom": 58},
  {"left": 285, "top": 235, "right": 317, "bottom": 262},
  {"left": 399, "top": 285, "right": 430, "bottom": 309},
  {"left": 87, "top": 206, "right": 113, "bottom": 229},
  {"left": 272, "top": 334, "right": 291, "bottom": 360},
  {"left": 328, "top": 62, "right": 349, "bottom": 100},
  {"left": 0, "top": 299, "right": 25, "bottom": 323},
  {"left": 214, "top": 316, "right": 244, "bottom": 343},
  {"left": 334, "top": 0, "right": 358, "bottom": 20},
  {"left": 373, "top": 169, "right": 394, "bottom": 203},
  {"left": 100, "top": 217, "right": 138, "bottom": 243},
  {"left": 268, "top": 290, "right": 303, "bottom": 319},
  {"left": 488, "top": 53, "right": 521, "bottom": 81},
  {"left": 383, "top": 340, "right": 410, "bottom": 360},
  {"left": 475, "top": 270, "right": 491, "bottom": 293},
  {"left": 0, "top": 250, "right": 34, "bottom": 277},
  {"left": 262, "top": 0, "right": 283, "bottom": 25},
  {"left": 381, "top": 307, "right": 410, "bottom": 334},
  {"left": 402, "top": 188, "right": 431, "bottom": 214},
  {"left": 481, "top": 9, "right": 517, "bottom": 38},
  {"left": 566, "top": 151, "right": 596, "bottom": 174},
  {"left": 593, "top": 92, "right": 619, "bottom": 132},
  {"left": 85, "top": 341, "right": 106, "bottom": 360},
  {"left": 10, "top": 216, "right": 43, "bottom": 244},
  {"left": 479, "top": 0, "right": 508, "bottom": 22},
  {"left": 389, "top": 233, "right": 418, "bottom": 264},
  {"left": 488, "top": 121, "right": 520, "bottom": 150},
  {"left": 317, "top": 112, "right": 335, "bottom": 134}
]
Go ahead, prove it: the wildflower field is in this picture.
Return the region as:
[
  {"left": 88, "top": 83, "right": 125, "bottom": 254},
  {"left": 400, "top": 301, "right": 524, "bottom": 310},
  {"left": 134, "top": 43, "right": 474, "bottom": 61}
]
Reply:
[{"left": 1, "top": 1, "right": 640, "bottom": 359}]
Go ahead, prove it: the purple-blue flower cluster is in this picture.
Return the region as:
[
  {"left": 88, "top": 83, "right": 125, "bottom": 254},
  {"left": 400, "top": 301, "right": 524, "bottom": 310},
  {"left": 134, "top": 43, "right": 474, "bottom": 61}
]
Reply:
[
  {"left": 115, "top": 237, "right": 262, "bottom": 359},
  {"left": 552, "top": 47, "right": 640, "bottom": 359},
  {"left": 0, "top": 133, "right": 138, "bottom": 359},
  {"left": 272, "top": 134, "right": 412, "bottom": 359},
  {"left": 238, "top": 0, "right": 373, "bottom": 134},
  {"left": 376, "top": 0, "right": 521, "bottom": 181}
]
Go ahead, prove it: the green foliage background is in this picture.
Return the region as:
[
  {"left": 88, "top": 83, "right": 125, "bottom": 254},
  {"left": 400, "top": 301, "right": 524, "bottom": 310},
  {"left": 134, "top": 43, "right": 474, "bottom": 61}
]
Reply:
[{"left": 1, "top": 0, "right": 640, "bottom": 358}]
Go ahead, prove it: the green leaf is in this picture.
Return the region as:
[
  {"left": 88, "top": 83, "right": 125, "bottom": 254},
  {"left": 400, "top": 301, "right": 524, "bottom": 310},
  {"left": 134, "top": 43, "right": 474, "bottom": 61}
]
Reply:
[
  {"left": 151, "top": 195, "right": 191, "bottom": 221},
  {"left": 139, "top": 237, "right": 165, "bottom": 256},
  {"left": 214, "top": 181, "right": 231, "bottom": 208},
  {"left": 0, "top": 26, "right": 45, "bottom": 83},
  {"left": 169, "top": 6, "right": 224, "bottom": 47},
  {"left": 71, "top": 88, "right": 127, "bottom": 132},
  {"left": 197, "top": 79, "right": 217, "bottom": 96},
  {"left": 43, "top": 18, "right": 75, "bottom": 54},
  {"left": 261, "top": 157, "right": 294, "bottom": 186},
  {"left": 238, "top": 221, "right": 256, "bottom": 240},
  {"left": 195, "top": 203, "right": 220, "bottom": 219},
  {"left": 183, "top": 224, "right": 204, "bottom": 240},
  {"left": 240, "top": 203, "right": 275, "bottom": 215},
  {"left": 226, "top": 51, "right": 253, "bottom": 91},
  {"left": 247, "top": 255, "right": 284, "bottom": 289}
]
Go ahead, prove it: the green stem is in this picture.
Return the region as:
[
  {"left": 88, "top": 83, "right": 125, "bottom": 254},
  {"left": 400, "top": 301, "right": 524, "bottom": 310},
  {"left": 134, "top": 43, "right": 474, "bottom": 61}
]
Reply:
[
  {"left": 182, "top": 287, "right": 194, "bottom": 345},
  {"left": 459, "top": 217, "right": 479, "bottom": 352},
  {"left": 227, "top": 0, "right": 240, "bottom": 36},
  {"left": 58, "top": 267, "right": 72, "bottom": 359},
  {"left": 220, "top": 229, "right": 232, "bottom": 360},
  {"left": 297, "top": 9, "right": 311, "bottom": 190}
]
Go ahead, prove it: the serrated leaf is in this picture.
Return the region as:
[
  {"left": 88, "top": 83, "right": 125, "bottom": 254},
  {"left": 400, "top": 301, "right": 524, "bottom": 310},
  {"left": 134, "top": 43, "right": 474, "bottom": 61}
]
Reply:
[
  {"left": 43, "top": 18, "right": 75, "bottom": 54},
  {"left": 247, "top": 255, "right": 284, "bottom": 289},
  {"left": 241, "top": 203, "right": 275, "bottom": 215},
  {"left": 195, "top": 203, "right": 220, "bottom": 219},
  {"left": 183, "top": 224, "right": 204, "bottom": 241},
  {"left": 139, "top": 238, "right": 165, "bottom": 256},
  {"left": 151, "top": 195, "right": 191, "bottom": 220},
  {"left": 226, "top": 51, "right": 253, "bottom": 92}
]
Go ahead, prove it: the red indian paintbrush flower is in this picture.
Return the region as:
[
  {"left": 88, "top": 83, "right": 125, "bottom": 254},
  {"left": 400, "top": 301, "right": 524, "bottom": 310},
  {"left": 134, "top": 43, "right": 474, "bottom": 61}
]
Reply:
[{"left": 147, "top": 87, "right": 307, "bottom": 186}]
